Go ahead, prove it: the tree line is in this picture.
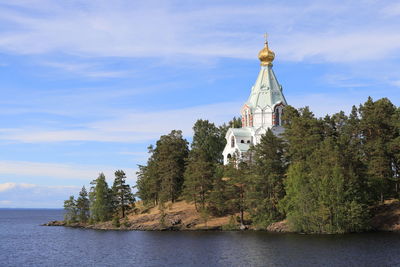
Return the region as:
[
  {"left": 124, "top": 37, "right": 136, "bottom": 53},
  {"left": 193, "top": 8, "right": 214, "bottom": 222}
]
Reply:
[
  {"left": 136, "top": 97, "right": 400, "bottom": 233},
  {"left": 64, "top": 170, "right": 135, "bottom": 227}
]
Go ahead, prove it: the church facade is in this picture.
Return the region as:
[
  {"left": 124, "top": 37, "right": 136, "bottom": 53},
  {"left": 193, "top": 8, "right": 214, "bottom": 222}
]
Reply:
[{"left": 223, "top": 38, "right": 287, "bottom": 165}]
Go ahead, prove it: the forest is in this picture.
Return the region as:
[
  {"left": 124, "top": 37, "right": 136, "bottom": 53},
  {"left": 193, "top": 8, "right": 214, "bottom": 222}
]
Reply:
[{"left": 65, "top": 97, "right": 400, "bottom": 233}]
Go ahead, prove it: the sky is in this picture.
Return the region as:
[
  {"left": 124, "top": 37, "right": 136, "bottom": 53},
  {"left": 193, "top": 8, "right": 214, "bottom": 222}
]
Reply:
[{"left": 0, "top": 0, "right": 399, "bottom": 208}]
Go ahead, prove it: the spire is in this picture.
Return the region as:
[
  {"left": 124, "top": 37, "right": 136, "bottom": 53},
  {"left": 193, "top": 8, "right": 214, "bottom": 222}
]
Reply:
[
  {"left": 245, "top": 34, "right": 287, "bottom": 111},
  {"left": 258, "top": 33, "right": 275, "bottom": 66}
]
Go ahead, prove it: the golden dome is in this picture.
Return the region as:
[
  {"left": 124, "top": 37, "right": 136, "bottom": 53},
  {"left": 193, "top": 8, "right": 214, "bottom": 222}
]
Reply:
[{"left": 258, "top": 35, "right": 275, "bottom": 66}]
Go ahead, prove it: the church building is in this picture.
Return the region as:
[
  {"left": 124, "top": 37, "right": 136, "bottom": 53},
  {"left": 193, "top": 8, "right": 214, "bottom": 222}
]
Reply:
[{"left": 223, "top": 37, "right": 288, "bottom": 165}]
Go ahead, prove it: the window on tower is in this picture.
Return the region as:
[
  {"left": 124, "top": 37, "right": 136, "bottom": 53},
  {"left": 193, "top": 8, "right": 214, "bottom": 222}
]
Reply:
[
  {"left": 231, "top": 136, "right": 235, "bottom": 148},
  {"left": 275, "top": 110, "right": 280, "bottom": 126},
  {"left": 274, "top": 106, "right": 283, "bottom": 126}
]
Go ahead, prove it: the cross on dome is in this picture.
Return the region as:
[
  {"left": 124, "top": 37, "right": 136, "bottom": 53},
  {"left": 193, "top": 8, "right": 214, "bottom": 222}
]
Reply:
[{"left": 258, "top": 33, "right": 275, "bottom": 66}]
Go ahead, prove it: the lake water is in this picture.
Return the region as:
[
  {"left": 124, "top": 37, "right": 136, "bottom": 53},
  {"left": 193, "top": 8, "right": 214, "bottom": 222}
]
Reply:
[{"left": 1, "top": 209, "right": 400, "bottom": 267}]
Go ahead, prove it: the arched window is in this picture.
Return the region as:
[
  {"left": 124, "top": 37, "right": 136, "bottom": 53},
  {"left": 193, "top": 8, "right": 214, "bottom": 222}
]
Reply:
[
  {"left": 247, "top": 140, "right": 250, "bottom": 144},
  {"left": 227, "top": 154, "right": 232, "bottom": 159},
  {"left": 241, "top": 140, "right": 245, "bottom": 143},
  {"left": 275, "top": 109, "right": 280, "bottom": 126},
  {"left": 274, "top": 106, "right": 283, "bottom": 126},
  {"left": 231, "top": 136, "right": 235, "bottom": 148}
]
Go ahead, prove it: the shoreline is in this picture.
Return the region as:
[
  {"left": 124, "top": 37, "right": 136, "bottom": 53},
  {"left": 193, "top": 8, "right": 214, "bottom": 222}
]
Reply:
[{"left": 43, "top": 199, "right": 400, "bottom": 234}]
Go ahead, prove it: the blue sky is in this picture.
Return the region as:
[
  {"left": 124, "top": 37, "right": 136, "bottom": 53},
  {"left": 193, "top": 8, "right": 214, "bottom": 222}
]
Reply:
[{"left": 0, "top": 0, "right": 400, "bottom": 208}]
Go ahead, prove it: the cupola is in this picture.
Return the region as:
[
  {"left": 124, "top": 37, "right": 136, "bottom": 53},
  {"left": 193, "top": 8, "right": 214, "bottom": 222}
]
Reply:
[{"left": 258, "top": 34, "right": 275, "bottom": 66}]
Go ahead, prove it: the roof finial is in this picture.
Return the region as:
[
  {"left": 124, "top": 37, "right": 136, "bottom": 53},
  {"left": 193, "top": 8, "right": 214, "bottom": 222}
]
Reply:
[
  {"left": 258, "top": 33, "right": 275, "bottom": 66},
  {"left": 264, "top": 33, "right": 268, "bottom": 46}
]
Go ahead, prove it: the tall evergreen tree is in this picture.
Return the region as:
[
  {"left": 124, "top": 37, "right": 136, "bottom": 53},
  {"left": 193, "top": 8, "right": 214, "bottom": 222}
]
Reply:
[
  {"left": 359, "top": 97, "right": 398, "bottom": 202},
  {"left": 280, "top": 130, "right": 369, "bottom": 233},
  {"left": 76, "top": 186, "right": 90, "bottom": 223},
  {"left": 183, "top": 152, "right": 214, "bottom": 210},
  {"left": 208, "top": 166, "right": 231, "bottom": 216},
  {"left": 89, "top": 173, "right": 113, "bottom": 222},
  {"left": 191, "top": 119, "right": 226, "bottom": 164},
  {"left": 229, "top": 116, "right": 242, "bottom": 128},
  {"left": 64, "top": 196, "right": 78, "bottom": 224},
  {"left": 183, "top": 119, "right": 226, "bottom": 210},
  {"left": 155, "top": 130, "right": 189, "bottom": 203},
  {"left": 223, "top": 157, "right": 248, "bottom": 228},
  {"left": 282, "top": 106, "right": 323, "bottom": 162},
  {"left": 247, "top": 129, "right": 286, "bottom": 227},
  {"left": 112, "top": 170, "right": 135, "bottom": 218},
  {"left": 136, "top": 163, "right": 159, "bottom": 206}
]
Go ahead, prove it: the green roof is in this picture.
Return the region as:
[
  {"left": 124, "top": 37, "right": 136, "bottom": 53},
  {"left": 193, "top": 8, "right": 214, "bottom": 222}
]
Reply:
[{"left": 245, "top": 65, "right": 287, "bottom": 111}]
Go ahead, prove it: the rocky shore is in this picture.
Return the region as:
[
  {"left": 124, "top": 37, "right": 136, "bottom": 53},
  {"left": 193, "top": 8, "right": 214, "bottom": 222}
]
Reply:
[{"left": 43, "top": 199, "right": 400, "bottom": 232}]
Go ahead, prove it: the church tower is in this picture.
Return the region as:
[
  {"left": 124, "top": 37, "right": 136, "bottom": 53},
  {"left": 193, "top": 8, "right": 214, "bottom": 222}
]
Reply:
[{"left": 223, "top": 36, "right": 287, "bottom": 165}]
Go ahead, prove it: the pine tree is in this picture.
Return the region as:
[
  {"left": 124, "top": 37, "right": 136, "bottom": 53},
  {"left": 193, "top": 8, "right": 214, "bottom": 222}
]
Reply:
[
  {"left": 136, "top": 164, "right": 158, "bottom": 206},
  {"left": 155, "top": 130, "right": 189, "bottom": 203},
  {"left": 183, "top": 152, "right": 214, "bottom": 210},
  {"left": 112, "top": 170, "right": 135, "bottom": 218},
  {"left": 208, "top": 166, "right": 231, "bottom": 216},
  {"left": 223, "top": 157, "right": 248, "bottom": 228},
  {"left": 76, "top": 186, "right": 90, "bottom": 223},
  {"left": 280, "top": 136, "right": 369, "bottom": 233},
  {"left": 64, "top": 196, "right": 78, "bottom": 224},
  {"left": 229, "top": 116, "right": 242, "bottom": 128},
  {"left": 89, "top": 173, "right": 113, "bottom": 222},
  {"left": 183, "top": 119, "right": 226, "bottom": 210},
  {"left": 359, "top": 97, "right": 398, "bottom": 202},
  {"left": 282, "top": 106, "right": 323, "bottom": 162},
  {"left": 247, "top": 129, "right": 286, "bottom": 227},
  {"left": 191, "top": 119, "right": 226, "bottom": 164},
  {"left": 136, "top": 145, "right": 161, "bottom": 206}
]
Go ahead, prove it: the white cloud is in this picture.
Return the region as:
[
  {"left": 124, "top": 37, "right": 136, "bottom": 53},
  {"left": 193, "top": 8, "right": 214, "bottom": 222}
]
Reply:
[
  {"left": 0, "top": 101, "right": 240, "bottom": 143},
  {"left": 0, "top": 182, "right": 81, "bottom": 208},
  {"left": 0, "top": 1, "right": 399, "bottom": 64},
  {"left": 276, "top": 32, "right": 400, "bottom": 63},
  {"left": 0, "top": 182, "right": 40, "bottom": 192},
  {"left": 0, "top": 161, "right": 137, "bottom": 183},
  {"left": 41, "top": 61, "right": 131, "bottom": 78}
]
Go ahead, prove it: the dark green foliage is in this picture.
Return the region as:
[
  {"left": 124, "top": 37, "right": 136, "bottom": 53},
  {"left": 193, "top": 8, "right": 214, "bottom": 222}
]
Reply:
[
  {"left": 359, "top": 97, "right": 399, "bottom": 202},
  {"left": 183, "top": 120, "right": 226, "bottom": 210},
  {"left": 191, "top": 119, "right": 226, "bottom": 163},
  {"left": 223, "top": 157, "right": 248, "bottom": 227},
  {"left": 229, "top": 116, "right": 242, "bottom": 128},
  {"left": 282, "top": 106, "right": 323, "bottom": 162},
  {"left": 112, "top": 170, "right": 135, "bottom": 218},
  {"left": 279, "top": 102, "right": 384, "bottom": 233},
  {"left": 64, "top": 97, "right": 399, "bottom": 234},
  {"left": 89, "top": 173, "right": 113, "bottom": 222},
  {"left": 183, "top": 152, "right": 214, "bottom": 210},
  {"left": 156, "top": 130, "right": 189, "bottom": 203},
  {"left": 63, "top": 196, "right": 78, "bottom": 224},
  {"left": 208, "top": 166, "right": 231, "bottom": 216},
  {"left": 136, "top": 130, "right": 189, "bottom": 204},
  {"left": 247, "top": 129, "right": 286, "bottom": 227},
  {"left": 280, "top": 139, "right": 369, "bottom": 233},
  {"left": 136, "top": 152, "right": 160, "bottom": 206},
  {"left": 76, "top": 186, "right": 90, "bottom": 223}
]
